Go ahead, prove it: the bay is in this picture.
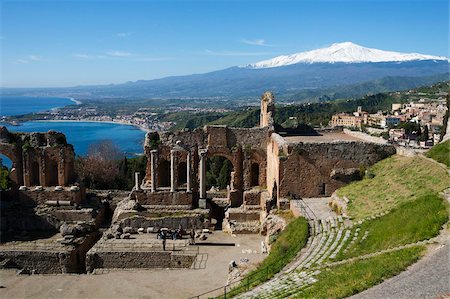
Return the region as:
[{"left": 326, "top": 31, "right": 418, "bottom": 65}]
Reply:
[
  {"left": 2, "top": 121, "right": 146, "bottom": 158},
  {"left": 0, "top": 96, "right": 75, "bottom": 116}
]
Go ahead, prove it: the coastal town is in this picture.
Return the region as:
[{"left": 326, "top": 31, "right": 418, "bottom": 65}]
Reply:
[{"left": 330, "top": 88, "right": 448, "bottom": 148}]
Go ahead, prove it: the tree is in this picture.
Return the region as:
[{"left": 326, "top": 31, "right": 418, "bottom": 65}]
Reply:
[{"left": 76, "top": 140, "right": 124, "bottom": 189}]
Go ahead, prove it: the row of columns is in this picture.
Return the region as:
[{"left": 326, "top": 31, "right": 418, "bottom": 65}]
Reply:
[{"left": 149, "top": 149, "right": 192, "bottom": 193}]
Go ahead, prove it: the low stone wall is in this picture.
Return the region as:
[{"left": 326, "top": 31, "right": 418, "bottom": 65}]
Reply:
[
  {"left": 118, "top": 214, "right": 206, "bottom": 230},
  {"left": 18, "top": 188, "right": 83, "bottom": 206},
  {"left": 227, "top": 208, "right": 261, "bottom": 222},
  {"left": 0, "top": 232, "right": 100, "bottom": 274},
  {"left": 0, "top": 249, "right": 75, "bottom": 274},
  {"left": 132, "top": 190, "right": 193, "bottom": 206},
  {"left": 86, "top": 250, "right": 196, "bottom": 271},
  {"left": 243, "top": 189, "right": 262, "bottom": 206}
]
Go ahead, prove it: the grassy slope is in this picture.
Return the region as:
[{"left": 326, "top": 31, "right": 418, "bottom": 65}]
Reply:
[
  {"left": 291, "top": 155, "right": 449, "bottom": 298},
  {"left": 340, "top": 193, "right": 448, "bottom": 259},
  {"left": 426, "top": 140, "right": 450, "bottom": 167},
  {"left": 297, "top": 246, "right": 425, "bottom": 299},
  {"left": 337, "top": 155, "right": 450, "bottom": 220}
]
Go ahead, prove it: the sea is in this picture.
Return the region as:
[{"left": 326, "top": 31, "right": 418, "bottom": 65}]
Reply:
[{"left": 0, "top": 96, "right": 146, "bottom": 167}]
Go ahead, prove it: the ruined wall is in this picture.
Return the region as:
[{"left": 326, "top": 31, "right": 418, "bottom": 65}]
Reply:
[
  {"left": 279, "top": 142, "right": 396, "bottom": 198},
  {"left": 117, "top": 214, "right": 205, "bottom": 230},
  {"left": 266, "top": 133, "right": 288, "bottom": 202},
  {"left": 143, "top": 125, "right": 270, "bottom": 208},
  {"left": 17, "top": 188, "right": 83, "bottom": 206},
  {"left": 0, "top": 127, "right": 75, "bottom": 189},
  {"left": 132, "top": 190, "right": 193, "bottom": 206},
  {"left": 0, "top": 232, "right": 99, "bottom": 273},
  {"left": 86, "top": 250, "right": 196, "bottom": 272}
]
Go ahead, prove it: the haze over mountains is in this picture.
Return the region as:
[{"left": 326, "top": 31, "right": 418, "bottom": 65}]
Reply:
[{"left": 3, "top": 42, "right": 449, "bottom": 102}]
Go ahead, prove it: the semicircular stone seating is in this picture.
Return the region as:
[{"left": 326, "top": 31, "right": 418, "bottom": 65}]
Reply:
[{"left": 237, "top": 215, "right": 365, "bottom": 299}]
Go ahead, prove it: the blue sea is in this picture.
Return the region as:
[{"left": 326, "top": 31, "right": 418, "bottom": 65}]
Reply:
[
  {"left": 0, "top": 96, "right": 75, "bottom": 116},
  {"left": 0, "top": 96, "right": 146, "bottom": 167}
]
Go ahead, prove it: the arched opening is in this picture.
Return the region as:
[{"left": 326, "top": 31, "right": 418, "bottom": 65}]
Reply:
[
  {"left": 178, "top": 161, "right": 187, "bottom": 187},
  {"left": 250, "top": 162, "right": 260, "bottom": 187},
  {"left": 47, "top": 161, "right": 59, "bottom": 186},
  {"left": 158, "top": 159, "right": 170, "bottom": 187},
  {"left": 0, "top": 154, "right": 12, "bottom": 190},
  {"left": 31, "top": 161, "right": 40, "bottom": 186},
  {"left": 206, "top": 156, "right": 233, "bottom": 193}
]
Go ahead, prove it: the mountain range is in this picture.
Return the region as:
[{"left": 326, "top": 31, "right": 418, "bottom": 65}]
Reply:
[{"left": 3, "top": 42, "right": 449, "bottom": 102}]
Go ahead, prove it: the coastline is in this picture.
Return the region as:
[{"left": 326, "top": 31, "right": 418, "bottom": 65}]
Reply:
[{"left": 32, "top": 119, "right": 150, "bottom": 133}]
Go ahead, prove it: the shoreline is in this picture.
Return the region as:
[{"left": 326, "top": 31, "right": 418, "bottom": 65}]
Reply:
[{"left": 31, "top": 119, "right": 150, "bottom": 133}]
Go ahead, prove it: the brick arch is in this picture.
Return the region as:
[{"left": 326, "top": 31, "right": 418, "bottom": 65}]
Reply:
[
  {"left": 0, "top": 143, "right": 24, "bottom": 187},
  {"left": 206, "top": 149, "right": 236, "bottom": 171}
]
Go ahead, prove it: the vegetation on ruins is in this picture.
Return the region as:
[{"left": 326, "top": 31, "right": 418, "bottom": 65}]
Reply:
[
  {"left": 0, "top": 166, "right": 11, "bottom": 190},
  {"left": 337, "top": 155, "right": 450, "bottom": 220},
  {"left": 426, "top": 139, "right": 450, "bottom": 167},
  {"left": 75, "top": 140, "right": 147, "bottom": 190},
  {"left": 206, "top": 156, "right": 233, "bottom": 190}
]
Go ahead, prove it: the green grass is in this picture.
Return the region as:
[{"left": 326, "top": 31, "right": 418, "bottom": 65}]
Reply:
[
  {"left": 338, "top": 155, "right": 450, "bottom": 220},
  {"left": 339, "top": 193, "right": 448, "bottom": 259},
  {"left": 426, "top": 140, "right": 450, "bottom": 167},
  {"left": 295, "top": 246, "right": 425, "bottom": 299},
  {"left": 223, "top": 216, "right": 309, "bottom": 298}
]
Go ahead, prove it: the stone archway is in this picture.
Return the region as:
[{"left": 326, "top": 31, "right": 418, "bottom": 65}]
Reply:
[
  {"left": 205, "top": 155, "right": 234, "bottom": 192},
  {"left": 251, "top": 162, "right": 260, "bottom": 187},
  {"left": 30, "top": 161, "right": 40, "bottom": 186},
  {"left": 177, "top": 161, "right": 187, "bottom": 187},
  {"left": 158, "top": 159, "right": 170, "bottom": 187}
]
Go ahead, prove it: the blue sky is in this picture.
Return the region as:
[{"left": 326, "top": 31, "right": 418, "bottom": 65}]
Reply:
[{"left": 1, "top": 0, "right": 448, "bottom": 87}]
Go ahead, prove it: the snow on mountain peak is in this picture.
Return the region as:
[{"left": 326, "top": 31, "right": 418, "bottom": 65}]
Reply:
[{"left": 243, "top": 42, "right": 449, "bottom": 69}]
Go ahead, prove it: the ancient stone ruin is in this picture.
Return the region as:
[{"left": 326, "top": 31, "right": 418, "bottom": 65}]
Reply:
[{"left": 0, "top": 91, "right": 396, "bottom": 274}]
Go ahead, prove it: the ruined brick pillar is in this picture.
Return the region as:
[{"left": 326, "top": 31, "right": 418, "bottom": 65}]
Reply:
[{"left": 260, "top": 91, "right": 275, "bottom": 128}]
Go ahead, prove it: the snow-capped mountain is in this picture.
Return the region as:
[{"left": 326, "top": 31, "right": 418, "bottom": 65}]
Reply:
[
  {"left": 244, "top": 42, "right": 449, "bottom": 69},
  {"left": 5, "top": 42, "right": 448, "bottom": 101}
]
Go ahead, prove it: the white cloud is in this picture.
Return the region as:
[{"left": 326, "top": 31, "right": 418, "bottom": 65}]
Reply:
[
  {"left": 106, "top": 50, "right": 132, "bottom": 57},
  {"left": 134, "top": 57, "right": 173, "bottom": 62},
  {"left": 204, "top": 49, "right": 274, "bottom": 56},
  {"left": 73, "top": 53, "right": 93, "bottom": 59},
  {"left": 116, "top": 32, "right": 132, "bottom": 38},
  {"left": 241, "top": 39, "right": 274, "bottom": 47},
  {"left": 14, "top": 59, "right": 29, "bottom": 64},
  {"left": 28, "top": 55, "right": 43, "bottom": 61},
  {"left": 13, "top": 54, "right": 44, "bottom": 64}
]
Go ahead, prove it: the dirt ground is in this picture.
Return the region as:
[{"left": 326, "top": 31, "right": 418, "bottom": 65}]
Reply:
[{"left": 0, "top": 232, "right": 265, "bottom": 299}]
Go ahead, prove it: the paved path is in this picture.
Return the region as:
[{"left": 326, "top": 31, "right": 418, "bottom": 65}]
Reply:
[{"left": 350, "top": 234, "right": 450, "bottom": 299}]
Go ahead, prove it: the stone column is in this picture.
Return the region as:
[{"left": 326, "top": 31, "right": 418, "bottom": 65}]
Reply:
[
  {"left": 186, "top": 152, "right": 191, "bottom": 192},
  {"left": 170, "top": 149, "right": 176, "bottom": 192},
  {"left": 198, "top": 149, "right": 207, "bottom": 208},
  {"left": 134, "top": 172, "right": 140, "bottom": 191},
  {"left": 150, "top": 149, "right": 158, "bottom": 192}
]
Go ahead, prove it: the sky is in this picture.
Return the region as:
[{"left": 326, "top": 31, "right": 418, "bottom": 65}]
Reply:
[{"left": 0, "top": 0, "right": 448, "bottom": 88}]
